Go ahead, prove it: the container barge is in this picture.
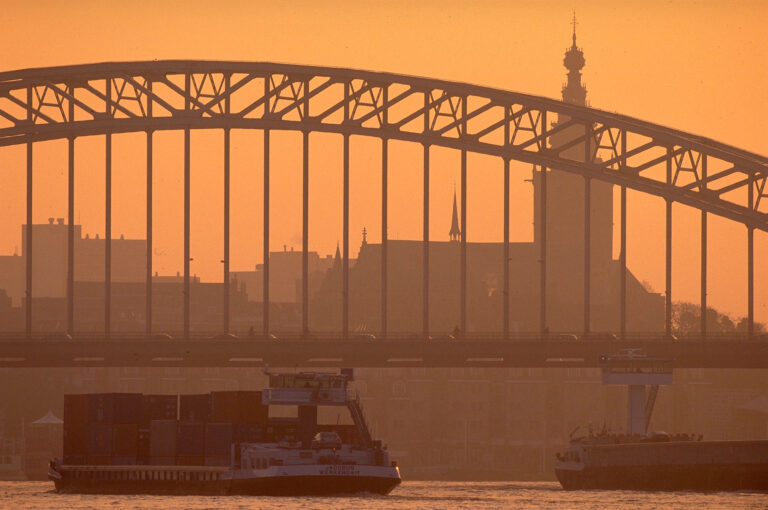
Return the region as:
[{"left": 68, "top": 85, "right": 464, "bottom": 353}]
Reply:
[
  {"left": 49, "top": 370, "right": 401, "bottom": 495},
  {"left": 555, "top": 350, "right": 768, "bottom": 491},
  {"left": 555, "top": 433, "right": 768, "bottom": 491}
]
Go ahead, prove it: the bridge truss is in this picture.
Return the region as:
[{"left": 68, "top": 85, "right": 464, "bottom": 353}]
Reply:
[{"left": 0, "top": 61, "right": 766, "bottom": 346}]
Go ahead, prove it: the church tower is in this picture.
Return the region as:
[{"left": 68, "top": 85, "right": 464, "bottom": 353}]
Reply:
[{"left": 532, "top": 16, "right": 614, "bottom": 331}]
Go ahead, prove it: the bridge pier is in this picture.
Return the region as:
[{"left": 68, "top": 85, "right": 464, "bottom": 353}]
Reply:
[
  {"left": 263, "top": 128, "right": 270, "bottom": 337},
  {"left": 665, "top": 148, "right": 673, "bottom": 337},
  {"left": 105, "top": 130, "right": 112, "bottom": 340},
  {"left": 302, "top": 129, "right": 309, "bottom": 335},
  {"left": 627, "top": 385, "right": 646, "bottom": 435},
  {"left": 381, "top": 136, "right": 388, "bottom": 337},
  {"left": 67, "top": 130, "right": 75, "bottom": 337},
  {"left": 343, "top": 133, "right": 350, "bottom": 338},
  {"left": 539, "top": 162, "right": 547, "bottom": 336},
  {"left": 224, "top": 125, "right": 231, "bottom": 334},
  {"left": 461, "top": 99, "right": 468, "bottom": 337},
  {"left": 461, "top": 148, "right": 467, "bottom": 336},
  {"left": 747, "top": 168, "right": 755, "bottom": 339},
  {"left": 620, "top": 185, "right": 627, "bottom": 340},
  {"left": 503, "top": 157, "right": 510, "bottom": 340},
  {"left": 701, "top": 155, "right": 707, "bottom": 338},
  {"left": 146, "top": 127, "right": 153, "bottom": 337},
  {"left": 584, "top": 176, "right": 591, "bottom": 335}
]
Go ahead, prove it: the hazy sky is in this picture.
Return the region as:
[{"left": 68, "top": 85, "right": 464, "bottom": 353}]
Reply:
[{"left": 0, "top": 0, "right": 765, "bottom": 323}]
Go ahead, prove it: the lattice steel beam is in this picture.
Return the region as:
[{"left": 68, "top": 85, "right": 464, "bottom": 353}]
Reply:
[{"left": 0, "top": 61, "right": 765, "bottom": 230}]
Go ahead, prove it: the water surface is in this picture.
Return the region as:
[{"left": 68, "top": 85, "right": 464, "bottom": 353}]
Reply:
[{"left": 2, "top": 481, "right": 767, "bottom": 509}]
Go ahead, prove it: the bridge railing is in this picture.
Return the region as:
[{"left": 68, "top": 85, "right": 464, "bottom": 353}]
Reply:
[{"left": 0, "top": 330, "right": 763, "bottom": 342}]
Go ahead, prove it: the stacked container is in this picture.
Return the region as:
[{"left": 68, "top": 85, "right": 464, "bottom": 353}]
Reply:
[
  {"left": 204, "top": 423, "right": 233, "bottom": 466},
  {"left": 265, "top": 417, "right": 299, "bottom": 443},
  {"left": 180, "top": 394, "right": 211, "bottom": 422},
  {"left": 63, "top": 390, "right": 269, "bottom": 467},
  {"left": 111, "top": 394, "right": 142, "bottom": 465},
  {"left": 176, "top": 421, "right": 205, "bottom": 465},
  {"left": 137, "top": 427, "right": 151, "bottom": 464},
  {"left": 62, "top": 395, "right": 88, "bottom": 465},
  {"left": 205, "top": 391, "right": 268, "bottom": 466},
  {"left": 141, "top": 395, "right": 177, "bottom": 425},
  {"left": 149, "top": 419, "right": 177, "bottom": 465}
]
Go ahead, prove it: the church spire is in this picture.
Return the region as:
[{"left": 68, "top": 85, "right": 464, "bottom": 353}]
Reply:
[
  {"left": 562, "top": 12, "right": 587, "bottom": 106},
  {"left": 332, "top": 241, "right": 341, "bottom": 271},
  {"left": 449, "top": 188, "right": 461, "bottom": 242}
]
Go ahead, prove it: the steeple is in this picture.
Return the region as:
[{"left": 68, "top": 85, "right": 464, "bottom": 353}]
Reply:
[
  {"left": 332, "top": 242, "right": 341, "bottom": 271},
  {"left": 562, "top": 11, "right": 587, "bottom": 106},
  {"left": 449, "top": 188, "right": 461, "bottom": 242}
]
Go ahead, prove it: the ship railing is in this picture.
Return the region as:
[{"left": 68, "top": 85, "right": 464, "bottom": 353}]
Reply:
[{"left": 346, "top": 391, "right": 374, "bottom": 448}]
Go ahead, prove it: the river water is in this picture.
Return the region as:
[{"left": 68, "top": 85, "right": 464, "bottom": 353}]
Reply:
[{"left": 2, "top": 481, "right": 768, "bottom": 509}]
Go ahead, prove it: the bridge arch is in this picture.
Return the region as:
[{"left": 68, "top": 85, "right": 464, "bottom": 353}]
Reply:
[{"left": 0, "top": 61, "right": 765, "bottom": 338}]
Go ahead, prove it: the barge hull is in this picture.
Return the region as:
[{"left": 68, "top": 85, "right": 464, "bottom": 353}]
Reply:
[
  {"left": 51, "top": 466, "right": 401, "bottom": 496},
  {"left": 556, "top": 462, "right": 768, "bottom": 491}
]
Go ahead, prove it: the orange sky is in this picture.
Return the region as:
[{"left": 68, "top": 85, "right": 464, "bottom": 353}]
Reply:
[{"left": 0, "top": 0, "right": 766, "bottom": 323}]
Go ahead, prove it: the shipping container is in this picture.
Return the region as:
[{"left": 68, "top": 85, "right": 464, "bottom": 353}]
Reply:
[
  {"left": 141, "top": 395, "right": 177, "bottom": 425},
  {"left": 112, "top": 424, "right": 138, "bottom": 456},
  {"left": 86, "top": 422, "right": 112, "bottom": 455},
  {"left": 204, "top": 455, "right": 231, "bottom": 467},
  {"left": 175, "top": 455, "right": 205, "bottom": 466},
  {"left": 176, "top": 421, "right": 205, "bottom": 456},
  {"left": 63, "top": 423, "right": 87, "bottom": 458},
  {"left": 63, "top": 395, "right": 88, "bottom": 425},
  {"left": 234, "top": 422, "right": 265, "bottom": 443},
  {"left": 149, "top": 420, "right": 177, "bottom": 458},
  {"left": 210, "top": 391, "right": 240, "bottom": 423},
  {"left": 238, "top": 391, "right": 268, "bottom": 423},
  {"left": 265, "top": 417, "right": 298, "bottom": 443},
  {"left": 62, "top": 455, "right": 86, "bottom": 465},
  {"left": 149, "top": 456, "right": 175, "bottom": 466},
  {"left": 137, "top": 428, "right": 150, "bottom": 463},
  {"left": 111, "top": 456, "right": 137, "bottom": 465},
  {"left": 85, "top": 455, "right": 111, "bottom": 465},
  {"left": 180, "top": 394, "right": 211, "bottom": 422},
  {"left": 87, "top": 394, "right": 114, "bottom": 423},
  {"left": 204, "top": 423, "right": 233, "bottom": 456},
  {"left": 112, "top": 394, "right": 143, "bottom": 424}
]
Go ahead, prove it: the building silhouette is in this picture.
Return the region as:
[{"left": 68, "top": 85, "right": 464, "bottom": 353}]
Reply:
[
  {"left": 310, "top": 25, "right": 663, "bottom": 334},
  {"left": 0, "top": 23, "right": 766, "bottom": 481}
]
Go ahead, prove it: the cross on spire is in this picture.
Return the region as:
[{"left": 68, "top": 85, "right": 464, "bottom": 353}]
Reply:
[{"left": 572, "top": 11, "right": 578, "bottom": 35}]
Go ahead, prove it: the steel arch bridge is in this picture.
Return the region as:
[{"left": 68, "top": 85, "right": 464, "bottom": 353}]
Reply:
[{"left": 1, "top": 60, "right": 766, "bottom": 350}]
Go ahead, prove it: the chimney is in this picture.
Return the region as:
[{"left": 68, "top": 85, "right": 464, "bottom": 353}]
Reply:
[
  {"left": 56, "top": 218, "right": 64, "bottom": 225},
  {"left": 48, "top": 217, "right": 54, "bottom": 225}
]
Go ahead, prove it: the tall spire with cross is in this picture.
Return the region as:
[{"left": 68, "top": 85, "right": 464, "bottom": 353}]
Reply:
[
  {"left": 571, "top": 10, "right": 578, "bottom": 44},
  {"left": 562, "top": 11, "right": 587, "bottom": 106}
]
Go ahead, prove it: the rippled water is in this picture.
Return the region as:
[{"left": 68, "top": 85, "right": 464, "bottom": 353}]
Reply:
[{"left": 2, "top": 481, "right": 768, "bottom": 509}]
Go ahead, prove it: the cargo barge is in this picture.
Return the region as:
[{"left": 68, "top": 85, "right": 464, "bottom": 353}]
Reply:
[
  {"left": 555, "top": 434, "right": 768, "bottom": 491},
  {"left": 555, "top": 350, "right": 768, "bottom": 491},
  {"left": 49, "top": 370, "right": 401, "bottom": 495}
]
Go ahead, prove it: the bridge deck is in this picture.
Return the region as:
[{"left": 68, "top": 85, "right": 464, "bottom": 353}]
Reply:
[{"left": 1, "top": 337, "right": 766, "bottom": 368}]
